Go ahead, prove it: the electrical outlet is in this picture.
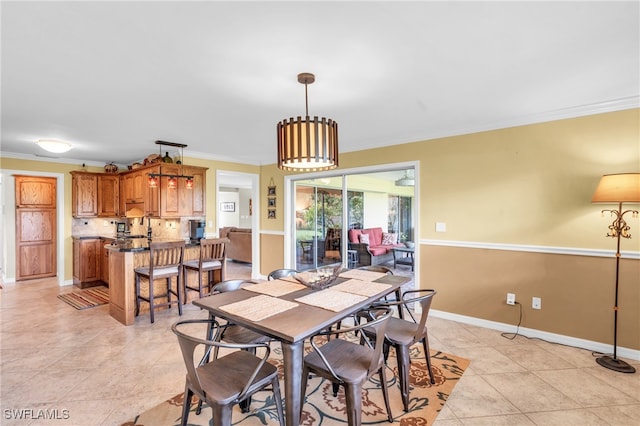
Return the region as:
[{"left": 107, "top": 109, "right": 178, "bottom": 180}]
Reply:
[
  {"left": 532, "top": 297, "right": 542, "bottom": 310},
  {"left": 506, "top": 293, "right": 516, "bottom": 305}
]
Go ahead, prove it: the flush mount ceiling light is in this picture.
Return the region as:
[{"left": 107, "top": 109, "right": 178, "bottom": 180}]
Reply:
[
  {"left": 277, "top": 72, "right": 338, "bottom": 171},
  {"left": 36, "top": 139, "right": 72, "bottom": 153}
]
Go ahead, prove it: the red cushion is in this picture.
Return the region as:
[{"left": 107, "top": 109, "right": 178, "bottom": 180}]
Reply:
[
  {"left": 348, "top": 229, "right": 363, "bottom": 244},
  {"left": 368, "top": 245, "right": 389, "bottom": 256},
  {"left": 362, "top": 228, "right": 383, "bottom": 246}
]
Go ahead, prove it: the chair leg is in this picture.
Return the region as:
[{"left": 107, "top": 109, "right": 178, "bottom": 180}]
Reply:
[
  {"left": 379, "top": 367, "right": 393, "bottom": 422},
  {"left": 148, "top": 278, "right": 155, "bottom": 323},
  {"left": 181, "top": 385, "right": 193, "bottom": 426},
  {"left": 271, "top": 376, "right": 285, "bottom": 426},
  {"left": 212, "top": 403, "right": 233, "bottom": 426},
  {"left": 422, "top": 338, "right": 435, "bottom": 384},
  {"left": 396, "top": 345, "right": 411, "bottom": 412},
  {"left": 344, "top": 383, "right": 362, "bottom": 426},
  {"left": 134, "top": 274, "right": 141, "bottom": 317},
  {"left": 332, "top": 381, "right": 340, "bottom": 397},
  {"left": 177, "top": 274, "right": 183, "bottom": 316}
]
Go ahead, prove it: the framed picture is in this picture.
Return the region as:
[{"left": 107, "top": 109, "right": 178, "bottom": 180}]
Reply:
[
  {"left": 220, "top": 202, "right": 235, "bottom": 212},
  {"left": 268, "top": 209, "right": 276, "bottom": 219},
  {"left": 267, "top": 185, "right": 276, "bottom": 196},
  {"left": 267, "top": 197, "right": 276, "bottom": 208}
]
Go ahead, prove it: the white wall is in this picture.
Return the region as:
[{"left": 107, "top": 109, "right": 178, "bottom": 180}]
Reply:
[{"left": 218, "top": 191, "right": 239, "bottom": 228}]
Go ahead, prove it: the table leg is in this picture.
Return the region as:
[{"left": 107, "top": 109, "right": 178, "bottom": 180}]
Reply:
[{"left": 281, "top": 340, "right": 304, "bottom": 426}]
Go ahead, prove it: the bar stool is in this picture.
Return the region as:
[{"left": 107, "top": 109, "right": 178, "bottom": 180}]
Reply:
[
  {"left": 183, "top": 238, "right": 228, "bottom": 299},
  {"left": 134, "top": 240, "right": 185, "bottom": 323},
  {"left": 347, "top": 249, "right": 358, "bottom": 268}
]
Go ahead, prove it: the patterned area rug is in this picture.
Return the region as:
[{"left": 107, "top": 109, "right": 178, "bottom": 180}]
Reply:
[
  {"left": 57, "top": 286, "right": 109, "bottom": 310},
  {"left": 122, "top": 342, "right": 469, "bottom": 425}
]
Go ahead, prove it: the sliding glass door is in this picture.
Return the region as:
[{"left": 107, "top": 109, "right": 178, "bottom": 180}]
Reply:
[{"left": 291, "top": 166, "right": 416, "bottom": 272}]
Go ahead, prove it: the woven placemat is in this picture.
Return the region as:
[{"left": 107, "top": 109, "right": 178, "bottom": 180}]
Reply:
[
  {"left": 244, "top": 280, "right": 307, "bottom": 297},
  {"left": 295, "top": 289, "right": 367, "bottom": 312},
  {"left": 339, "top": 269, "right": 387, "bottom": 282},
  {"left": 219, "top": 294, "right": 299, "bottom": 321},
  {"left": 330, "top": 279, "right": 391, "bottom": 297}
]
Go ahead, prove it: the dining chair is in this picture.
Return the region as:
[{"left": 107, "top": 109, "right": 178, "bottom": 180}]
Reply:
[
  {"left": 267, "top": 268, "right": 298, "bottom": 280},
  {"left": 357, "top": 265, "right": 394, "bottom": 275},
  {"left": 197, "top": 279, "right": 274, "bottom": 414},
  {"left": 172, "top": 318, "right": 284, "bottom": 426},
  {"left": 134, "top": 240, "right": 185, "bottom": 323},
  {"left": 365, "top": 289, "right": 437, "bottom": 412},
  {"left": 300, "top": 307, "right": 394, "bottom": 426},
  {"left": 183, "top": 237, "right": 229, "bottom": 299}
]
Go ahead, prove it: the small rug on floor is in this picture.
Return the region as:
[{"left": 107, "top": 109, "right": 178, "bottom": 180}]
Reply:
[
  {"left": 57, "top": 286, "right": 109, "bottom": 310},
  {"left": 122, "top": 344, "right": 469, "bottom": 425}
]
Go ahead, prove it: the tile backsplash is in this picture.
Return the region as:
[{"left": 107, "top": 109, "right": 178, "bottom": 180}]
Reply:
[{"left": 72, "top": 217, "right": 187, "bottom": 239}]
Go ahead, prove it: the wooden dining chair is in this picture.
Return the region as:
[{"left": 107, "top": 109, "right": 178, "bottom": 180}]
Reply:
[
  {"left": 134, "top": 240, "right": 185, "bottom": 323},
  {"left": 172, "top": 318, "right": 284, "bottom": 426},
  {"left": 300, "top": 308, "right": 394, "bottom": 426},
  {"left": 365, "top": 289, "right": 437, "bottom": 412},
  {"left": 183, "top": 237, "right": 229, "bottom": 299}
]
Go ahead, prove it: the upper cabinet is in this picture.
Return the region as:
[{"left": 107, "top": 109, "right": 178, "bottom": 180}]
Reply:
[
  {"left": 121, "top": 163, "right": 206, "bottom": 218},
  {"left": 71, "top": 172, "right": 98, "bottom": 218},
  {"left": 97, "top": 174, "right": 119, "bottom": 217}
]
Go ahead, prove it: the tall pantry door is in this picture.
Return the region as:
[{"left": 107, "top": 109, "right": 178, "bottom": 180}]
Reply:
[{"left": 15, "top": 175, "right": 57, "bottom": 281}]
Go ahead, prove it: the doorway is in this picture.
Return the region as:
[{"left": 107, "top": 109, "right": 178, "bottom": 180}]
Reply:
[{"left": 216, "top": 170, "right": 260, "bottom": 279}]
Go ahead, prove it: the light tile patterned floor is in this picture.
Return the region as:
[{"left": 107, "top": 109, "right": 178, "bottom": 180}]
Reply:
[{"left": 1, "top": 262, "right": 639, "bottom": 425}]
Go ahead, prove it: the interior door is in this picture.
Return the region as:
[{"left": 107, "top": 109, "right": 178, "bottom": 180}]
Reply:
[{"left": 15, "top": 175, "right": 57, "bottom": 280}]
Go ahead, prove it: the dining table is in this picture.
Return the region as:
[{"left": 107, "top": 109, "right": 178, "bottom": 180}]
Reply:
[{"left": 193, "top": 269, "right": 410, "bottom": 426}]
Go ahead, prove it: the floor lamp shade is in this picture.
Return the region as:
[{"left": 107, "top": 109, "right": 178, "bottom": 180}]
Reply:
[
  {"left": 592, "top": 173, "right": 640, "bottom": 203},
  {"left": 591, "top": 172, "right": 639, "bottom": 374}
]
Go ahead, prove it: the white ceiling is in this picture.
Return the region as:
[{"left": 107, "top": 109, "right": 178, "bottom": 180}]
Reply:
[{"left": 2, "top": 1, "right": 638, "bottom": 167}]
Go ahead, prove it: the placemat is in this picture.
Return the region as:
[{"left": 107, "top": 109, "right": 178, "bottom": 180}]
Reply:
[
  {"left": 219, "top": 294, "right": 299, "bottom": 321},
  {"left": 244, "top": 280, "right": 307, "bottom": 297},
  {"left": 339, "top": 269, "right": 387, "bottom": 282},
  {"left": 330, "top": 279, "right": 391, "bottom": 297},
  {"left": 295, "top": 289, "right": 367, "bottom": 312}
]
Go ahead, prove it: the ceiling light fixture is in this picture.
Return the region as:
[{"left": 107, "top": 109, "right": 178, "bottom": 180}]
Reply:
[
  {"left": 277, "top": 72, "right": 338, "bottom": 171},
  {"left": 148, "top": 141, "right": 193, "bottom": 189},
  {"left": 395, "top": 170, "right": 415, "bottom": 187},
  {"left": 36, "top": 139, "right": 72, "bottom": 153}
]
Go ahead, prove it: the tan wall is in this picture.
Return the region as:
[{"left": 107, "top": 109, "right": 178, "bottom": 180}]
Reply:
[
  {"left": 422, "top": 246, "right": 639, "bottom": 350},
  {"left": 256, "top": 109, "right": 640, "bottom": 350}
]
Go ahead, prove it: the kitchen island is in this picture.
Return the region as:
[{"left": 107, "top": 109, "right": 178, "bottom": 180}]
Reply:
[{"left": 106, "top": 238, "right": 201, "bottom": 325}]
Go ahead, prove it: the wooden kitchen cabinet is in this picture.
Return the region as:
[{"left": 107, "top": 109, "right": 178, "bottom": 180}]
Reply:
[
  {"left": 121, "top": 165, "right": 160, "bottom": 217},
  {"left": 71, "top": 172, "right": 98, "bottom": 218},
  {"left": 101, "top": 238, "right": 113, "bottom": 285},
  {"left": 159, "top": 165, "right": 207, "bottom": 217},
  {"left": 98, "top": 174, "right": 119, "bottom": 217},
  {"left": 186, "top": 166, "right": 207, "bottom": 217},
  {"left": 73, "top": 238, "right": 102, "bottom": 288}
]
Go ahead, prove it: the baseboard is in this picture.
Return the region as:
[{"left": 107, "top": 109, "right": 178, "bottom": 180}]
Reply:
[{"left": 430, "top": 309, "right": 640, "bottom": 361}]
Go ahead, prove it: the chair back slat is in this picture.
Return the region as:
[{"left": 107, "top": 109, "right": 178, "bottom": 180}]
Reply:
[
  {"left": 200, "top": 238, "right": 228, "bottom": 266},
  {"left": 149, "top": 240, "right": 185, "bottom": 273}
]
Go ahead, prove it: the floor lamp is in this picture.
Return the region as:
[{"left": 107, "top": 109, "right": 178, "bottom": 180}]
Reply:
[{"left": 591, "top": 173, "right": 639, "bottom": 374}]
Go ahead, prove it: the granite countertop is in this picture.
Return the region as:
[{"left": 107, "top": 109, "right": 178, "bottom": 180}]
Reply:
[{"left": 105, "top": 238, "right": 199, "bottom": 252}]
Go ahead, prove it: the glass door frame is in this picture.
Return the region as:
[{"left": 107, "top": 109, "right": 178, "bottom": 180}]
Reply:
[{"left": 283, "top": 160, "right": 420, "bottom": 276}]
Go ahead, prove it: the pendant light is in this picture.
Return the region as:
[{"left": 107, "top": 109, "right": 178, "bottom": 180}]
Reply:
[{"left": 277, "top": 73, "right": 338, "bottom": 171}]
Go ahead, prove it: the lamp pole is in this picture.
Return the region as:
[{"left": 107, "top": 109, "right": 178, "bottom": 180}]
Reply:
[{"left": 596, "top": 202, "right": 637, "bottom": 373}]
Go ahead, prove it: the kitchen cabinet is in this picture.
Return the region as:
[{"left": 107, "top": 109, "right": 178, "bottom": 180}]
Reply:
[
  {"left": 98, "top": 174, "right": 119, "bottom": 217},
  {"left": 101, "top": 238, "right": 113, "bottom": 285},
  {"left": 159, "top": 164, "right": 207, "bottom": 218},
  {"left": 73, "top": 238, "right": 102, "bottom": 288},
  {"left": 121, "top": 165, "right": 160, "bottom": 217},
  {"left": 71, "top": 172, "right": 98, "bottom": 218}
]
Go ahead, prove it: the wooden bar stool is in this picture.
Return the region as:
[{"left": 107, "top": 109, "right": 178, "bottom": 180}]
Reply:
[
  {"left": 135, "top": 240, "right": 185, "bottom": 323},
  {"left": 183, "top": 238, "right": 228, "bottom": 299}
]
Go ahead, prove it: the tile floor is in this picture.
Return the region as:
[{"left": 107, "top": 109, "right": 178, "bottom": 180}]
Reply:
[{"left": 1, "top": 262, "right": 639, "bottom": 425}]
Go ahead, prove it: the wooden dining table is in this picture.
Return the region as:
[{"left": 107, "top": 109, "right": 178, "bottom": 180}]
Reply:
[{"left": 193, "top": 270, "right": 409, "bottom": 426}]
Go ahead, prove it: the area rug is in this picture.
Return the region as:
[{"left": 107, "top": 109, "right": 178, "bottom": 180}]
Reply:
[
  {"left": 57, "top": 286, "right": 109, "bottom": 310},
  {"left": 122, "top": 343, "right": 469, "bottom": 425}
]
